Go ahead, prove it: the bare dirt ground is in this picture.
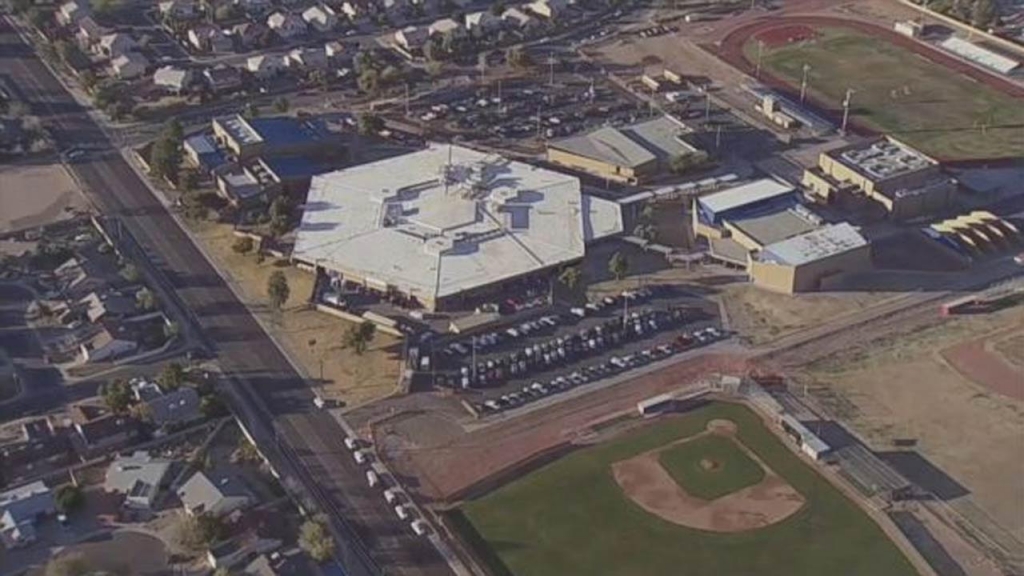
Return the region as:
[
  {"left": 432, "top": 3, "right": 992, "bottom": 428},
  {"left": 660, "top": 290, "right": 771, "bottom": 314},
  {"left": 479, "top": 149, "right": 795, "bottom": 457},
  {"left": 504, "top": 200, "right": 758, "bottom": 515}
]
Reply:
[
  {"left": 720, "top": 284, "right": 900, "bottom": 345},
  {"left": 0, "top": 163, "right": 88, "bottom": 233},
  {"left": 375, "top": 353, "right": 750, "bottom": 502},
  {"left": 190, "top": 220, "right": 402, "bottom": 408},
  {"left": 612, "top": 421, "right": 804, "bottom": 532},
  {"left": 801, "top": 304, "right": 1024, "bottom": 544},
  {"left": 941, "top": 326, "right": 1024, "bottom": 401}
]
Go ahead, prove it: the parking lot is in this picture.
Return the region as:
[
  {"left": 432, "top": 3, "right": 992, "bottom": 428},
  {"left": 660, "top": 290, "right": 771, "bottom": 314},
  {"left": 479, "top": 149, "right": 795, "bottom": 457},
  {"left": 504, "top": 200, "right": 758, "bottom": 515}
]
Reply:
[
  {"left": 422, "top": 284, "right": 723, "bottom": 414},
  {"left": 390, "top": 75, "right": 646, "bottom": 145}
]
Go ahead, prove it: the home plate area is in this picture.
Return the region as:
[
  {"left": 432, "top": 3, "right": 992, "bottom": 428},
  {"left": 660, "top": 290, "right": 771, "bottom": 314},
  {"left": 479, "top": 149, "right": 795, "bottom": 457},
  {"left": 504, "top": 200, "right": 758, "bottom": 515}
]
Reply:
[{"left": 612, "top": 419, "right": 805, "bottom": 532}]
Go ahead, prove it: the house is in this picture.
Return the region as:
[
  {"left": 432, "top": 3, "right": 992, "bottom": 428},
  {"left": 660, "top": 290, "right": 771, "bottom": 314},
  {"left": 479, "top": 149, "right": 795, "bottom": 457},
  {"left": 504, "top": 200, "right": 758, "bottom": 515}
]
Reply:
[
  {"left": 0, "top": 417, "right": 73, "bottom": 482},
  {"left": 203, "top": 64, "right": 244, "bottom": 93},
  {"left": 526, "top": 0, "right": 564, "bottom": 19},
  {"left": 266, "top": 12, "right": 307, "bottom": 39},
  {"left": 208, "top": 530, "right": 282, "bottom": 571},
  {"left": 427, "top": 17, "right": 462, "bottom": 37},
  {"left": 464, "top": 10, "right": 499, "bottom": 35},
  {"left": 75, "top": 16, "right": 108, "bottom": 49},
  {"left": 131, "top": 379, "right": 164, "bottom": 402},
  {"left": 146, "top": 387, "right": 202, "bottom": 429},
  {"left": 216, "top": 167, "right": 264, "bottom": 205},
  {"left": 324, "top": 40, "right": 345, "bottom": 60},
  {"left": 232, "top": 22, "right": 270, "bottom": 49},
  {"left": 393, "top": 25, "right": 427, "bottom": 52},
  {"left": 53, "top": 255, "right": 115, "bottom": 298},
  {"left": 68, "top": 402, "right": 138, "bottom": 456},
  {"left": 339, "top": 1, "right": 365, "bottom": 22},
  {"left": 78, "top": 291, "right": 136, "bottom": 323},
  {"left": 184, "top": 132, "right": 229, "bottom": 172},
  {"left": 111, "top": 52, "right": 148, "bottom": 79},
  {"left": 79, "top": 323, "right": 138, "bottom": 362},
  {"left": 301, "top": 5, "right": 338, "bottom": 32},
  {"left": 158, "top": 0, "right": 197, "bottom": 20},
  {"left": 57, "top": 0, "right": 90, "bottom": 26},
  {"left": 177, "top": 470, "right": 252, "bottom": 517},
  {"left": 237, "top": 0, "right": 273, "bottom": 15},
  {"left": 246, "top": 54, "right": 286, "bottom": 78},
  {"left": 287, "top": 47, "right": 328, "bottom": 70},
  {"left": 153, "top": 65, "right": 194, "bottom": 94},
  {"left": 103, "top": 451, "right": 172, "bottom": 510},
  {"left": 501, "top": 7, "right": 537, "bottom": 30},
  {"left": 0, "top": 481, "right": 55, "bottom": 549},
  {"left": 188, "top": 24, "right": 233, "bottom": 53},
  {"left": 97, "top": 32, "right": 136, "bottom": 58}
]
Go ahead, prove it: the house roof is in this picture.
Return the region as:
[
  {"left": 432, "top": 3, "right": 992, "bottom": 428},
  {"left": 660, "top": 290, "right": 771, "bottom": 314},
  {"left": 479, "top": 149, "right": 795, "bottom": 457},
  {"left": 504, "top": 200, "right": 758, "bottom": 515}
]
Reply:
[
  {"left": 0, "top": 481, "right": 53, "bottom": 537},
  {"left": 104, "top": 451, "right": 172, "bottom": 500},
  {"left": 177, "top": 470, "right": 251, "bottom": 513},
  {"left": 146, "top": 387, "right": 201, "bottom": 426},
  {"left": 550, "top": 126, "right": 656, "bottom": 169},
  {"left": 79, "top": 291, "right": 136, "bottom": 323},
  {"left": 428, "top": 18, "right": 460, "bottom": 35},
  {"left": 154, "top": 65, "right": 192, "bottom": 89},
  {"left": 112, "top": 52, "right": 148, "bottom": 70},
  {"left": 69, "top": 402, "right": 136, "bottom": 445}
]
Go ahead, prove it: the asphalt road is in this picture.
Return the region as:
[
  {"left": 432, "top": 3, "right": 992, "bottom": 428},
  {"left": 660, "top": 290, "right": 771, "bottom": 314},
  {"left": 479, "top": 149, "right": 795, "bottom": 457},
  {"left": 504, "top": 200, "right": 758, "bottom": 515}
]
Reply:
[{"left": 0, "top": 17, "right": 451, "bottom": 576}]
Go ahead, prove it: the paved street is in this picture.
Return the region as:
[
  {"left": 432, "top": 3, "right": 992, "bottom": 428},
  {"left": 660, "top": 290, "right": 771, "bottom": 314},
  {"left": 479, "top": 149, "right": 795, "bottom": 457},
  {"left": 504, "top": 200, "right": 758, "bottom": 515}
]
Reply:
[{"left": 0, "top": 17, "right": 450, "bottom": 576}]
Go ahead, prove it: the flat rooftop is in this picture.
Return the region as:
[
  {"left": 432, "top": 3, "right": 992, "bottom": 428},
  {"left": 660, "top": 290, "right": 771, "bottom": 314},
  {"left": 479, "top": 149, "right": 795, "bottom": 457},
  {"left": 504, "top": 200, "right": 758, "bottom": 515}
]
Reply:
[
  {"left": 294, "top": 144, "right": 588, "bottom": 301},
  {"left": 697, "top": 178, "right": 795, "bottom": 217},
  {"left": 214, "top": 115, "right": 319, "bottom": 148},
  {"left": 728, "top": 205, "right": 821, "bottom": 247},
  {"left": 940, "top": 36, "right": 1020, "bottom": 74},
  {"left": 758, "top": 222, "right": 868, "bottom": 267},
  {"left": 618, "top": 115, "right": 699, "bottom": 162},
  {"left": 830, "top": 138, "right": 935, "bottom": 183},
  {"left": 215, "top": 115, "right": 262, "bottom": 146}
]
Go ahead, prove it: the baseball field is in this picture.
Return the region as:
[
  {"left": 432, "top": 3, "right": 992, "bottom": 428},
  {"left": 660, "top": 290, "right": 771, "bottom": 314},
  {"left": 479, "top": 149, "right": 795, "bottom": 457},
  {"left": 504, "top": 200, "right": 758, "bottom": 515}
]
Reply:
[
  {"left": 450, "top": 401, "right": 917, "bottom": 576},
  {"left": 739, "top": 25, "right": 1024, "bottom": 161}
]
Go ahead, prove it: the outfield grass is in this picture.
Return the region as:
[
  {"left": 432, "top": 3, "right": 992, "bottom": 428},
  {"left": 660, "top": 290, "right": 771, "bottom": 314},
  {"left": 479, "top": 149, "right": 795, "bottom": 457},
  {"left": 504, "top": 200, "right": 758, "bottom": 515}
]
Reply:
[
  {"left": 456, "top": 402, "right": 917, "bottom": 576},
  {"left": 658, "top": 433, "right": 764, "bottom": 500},
  {"left": 744, "top": 27, "right": 1024, "bottom": 160}
]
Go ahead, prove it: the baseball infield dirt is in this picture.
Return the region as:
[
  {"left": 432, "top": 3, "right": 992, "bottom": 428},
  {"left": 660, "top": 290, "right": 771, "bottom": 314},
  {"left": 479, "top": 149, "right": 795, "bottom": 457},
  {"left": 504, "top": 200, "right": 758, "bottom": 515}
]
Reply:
[
  {"left": 612, "top": 420, "right": 804, "bottom": 532},
  {"left": 941, "top": 327, "right": 1024, "bottom": 401}
]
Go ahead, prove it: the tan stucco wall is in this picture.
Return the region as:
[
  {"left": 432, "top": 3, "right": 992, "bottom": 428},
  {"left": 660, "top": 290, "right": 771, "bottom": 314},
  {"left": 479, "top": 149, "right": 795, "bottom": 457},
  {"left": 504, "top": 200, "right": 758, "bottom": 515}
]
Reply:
[{"left": 750, "top": 243, "right": 872, "bottom": 293}]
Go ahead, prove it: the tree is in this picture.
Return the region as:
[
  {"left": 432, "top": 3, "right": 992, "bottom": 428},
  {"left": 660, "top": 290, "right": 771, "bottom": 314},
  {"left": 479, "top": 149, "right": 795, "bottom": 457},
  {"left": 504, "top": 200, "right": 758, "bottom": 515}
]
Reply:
[
  {"left": 269, "top": 213, "right": 290, "bottom": 238},
  {"left": 242, "top": 101, "right": 261, "bottom": 118},
  {"left": 232, "top": 236, "right": 254, "bottom": 254},
  {"left": 120, "top": 263, "right": 140, "bottom": 283},
  {"left": 353, "top": 50, "right": 374, "bottom": 73},
  {"left": 200, "top": 394, "right": 226, "bottom": 418},
  {"left": 149, "top": 138, "right": 180, "bottom": 181},
  {"left": 54, "top": 485, "right": 84, "bottom": 514},
  {"left": 28, "top": 7, "right": 53, "bottom": 30},
  {"left": 213, "top": 2, "right": 236, "bottom": 21},
  {"left": 135, "top": 287, "right": 156, "bottom": 311},
  {"left": 423, "top": 37, "right": 443, "bottom": 62},
  {"left": 357, "top": 113, "right": 384, "bottom": 136},
  {"left": 100, "top": 379, "right": 133, "bottom": 414},
  {"left": 379, "top": 65, "right": 403, "bottom": 87},
  {"left": 44, "top": 554, "right": 92, "bottom": 576},
  {"left": 92, "top": 0, "right": 124, "bottom": 14},
  {"left": 608, "top": 251, "right": 629, "bottom": 281},
  {"left": 299, "top": 517, "right": 334, "bottom": 562},
  {"left": 972, "top": 0, "right": 996, "bottom": 27},
  {"left": 268, "top": 195, "right": 290, "bottom": 221},
  {"left": 273, "top": 96, "right": 290, "bottom": 113},
  {"left": 164, "top": 320, "right": 180, "bottom": 341},
  {"left": 267, "top": 270, "right": 290, "bottom": 309},
  {"left": 343, "top": 321, "right": 376, "bottom": 355},
  {"left": 633, "top": 223, "right": 657, "bottom": 242},
  {"left": 670, "top": 151, "right": 710, "bottom": 175},
  {"left": 129, "top": 401, "right": 154, "bottom": 423},
  {"left": 159, "top": 362, "right": 186, "bottom": 390},
  {"left": 558, "top": 266, "right": 582, "bottom": 291},
  {"left": 180, "top": 168, "right": 200, "bottom": 191},
  {"left": 357, "top": 68, "right": 379, "bottom": 94},
  {"left": 640, "top": 203, "right": 655, "bottom": 222},
  {"left": 11, "top": 0, "right": 33, "bottom": 14},
  {"left": 176, "top": 512, "right": 224, "bottom": 552},
  {"left": 490, "top": 1, "right": 505, "bottom": 16},
  {"left": 232, "top": 437, "right": 261, "bottom": 464},
  {"left": 506, "top": 46, "right": 532, "bottom": 69}
]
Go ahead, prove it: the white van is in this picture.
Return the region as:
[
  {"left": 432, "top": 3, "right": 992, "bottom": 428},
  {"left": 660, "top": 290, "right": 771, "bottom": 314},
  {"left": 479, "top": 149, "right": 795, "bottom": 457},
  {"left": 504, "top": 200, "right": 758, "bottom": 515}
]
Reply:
[
  {"left": 353, "top": 450, "right": 367, "bottom": 464},
  {"left": 384, "top": 488, "right": 400, "bottom": 504},
  {"left": 394, "top": 505, "right": 409, "bottom": 520},
  {"left": 366, "top": 470, "right": 379, "bottom": 488},
  {"left": 344, "top": 437, "right": 358, "bottom": 451},
  {"left": 411, "top": 519, "right": 430, "bottom": 536}
]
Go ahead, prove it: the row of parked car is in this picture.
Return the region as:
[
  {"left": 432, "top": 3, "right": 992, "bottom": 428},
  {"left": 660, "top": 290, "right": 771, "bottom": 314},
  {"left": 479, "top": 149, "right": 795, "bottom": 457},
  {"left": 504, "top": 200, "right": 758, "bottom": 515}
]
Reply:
[
  {"left": 476, "top": 326, "right": 725, "bottom": 414},
  {"left": 441, "top": 305, "right": 702, "bottom": 390},
  {"left": 343, "top": 436, "right": 431, "bottom": 537}
]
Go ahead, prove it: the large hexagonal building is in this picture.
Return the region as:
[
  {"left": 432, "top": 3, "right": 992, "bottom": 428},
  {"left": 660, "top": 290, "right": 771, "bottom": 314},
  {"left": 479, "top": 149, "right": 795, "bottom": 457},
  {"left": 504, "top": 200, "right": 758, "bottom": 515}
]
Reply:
[{"left": 293, "top": 144, "right": 621, "bottom": 311}]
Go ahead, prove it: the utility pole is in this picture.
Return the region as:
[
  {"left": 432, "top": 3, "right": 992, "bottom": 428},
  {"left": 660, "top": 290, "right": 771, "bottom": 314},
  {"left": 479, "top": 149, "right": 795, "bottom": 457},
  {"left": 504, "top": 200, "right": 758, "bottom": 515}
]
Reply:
[
  {"left": 800, "top": 63, "right": 810, "bottom": 104},
  {"left": 841, "top": 88, "right": 854, "bottom": 134},
  {"left": 548, "top": 55, "right": 556, "bottom": 86},
  {"left": 754, "top": 40, "right": 764, "bottom": 78},
  {"left": 404, "top": 83, "right": 410, "bottom": 117},
  {"left": 704, "top": 91, "right": 711, "bottom": 120},
  {"left": 715, "top": 124, "right": 722, "bottom": 149}
]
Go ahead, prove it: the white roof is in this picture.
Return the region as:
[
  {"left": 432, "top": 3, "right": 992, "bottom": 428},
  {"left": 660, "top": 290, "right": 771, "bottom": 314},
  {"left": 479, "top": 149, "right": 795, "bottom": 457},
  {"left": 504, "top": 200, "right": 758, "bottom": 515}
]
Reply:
[
  {"left": 153, "top": 65, "right": 189, "bottom": 87},
  {"left": 104, "top": 452, "right": 172, "bottom": 496},
  {"left": 582, "top": 194, "right": 623, "bottom": 241},
  {"left": 429, "top": 18, "right": 460, "bottom": 35},
  {"left": 759, "top": 222, "right": 867, "bottom": 266},
  {"left": 294, "top": 144, "right": 586, "bottom": 301},
  {"left": 940, "top": 37, "right": 1020, "bottom": 74},
  {"left": 697, "top": 178, "right": 794, "bottom": 215}
]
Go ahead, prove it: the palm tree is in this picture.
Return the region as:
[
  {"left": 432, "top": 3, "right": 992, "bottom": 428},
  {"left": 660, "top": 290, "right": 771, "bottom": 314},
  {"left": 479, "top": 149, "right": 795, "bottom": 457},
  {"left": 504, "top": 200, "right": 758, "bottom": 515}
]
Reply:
[
  {"left": 558, "top": 266, "right": 582, "bottom": 292},
  {"left": 343, "top": 321, "right": 376, "bottom": 355},
  {"left": 608, "top": 251, "right": 629, "bottom": 281}
]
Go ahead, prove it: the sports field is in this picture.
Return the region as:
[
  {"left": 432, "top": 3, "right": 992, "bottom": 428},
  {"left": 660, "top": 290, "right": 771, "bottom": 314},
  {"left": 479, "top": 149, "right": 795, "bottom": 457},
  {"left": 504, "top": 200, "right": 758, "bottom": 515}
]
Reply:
[
  {"left": 658, "top": 433, "right": 764, "bottom": 500},
  {"left": 452, "top": 402, "right": 917, "bottom": 576},
  {"left": 743, "top": 26, "right": 1024, "bottom": 160}
]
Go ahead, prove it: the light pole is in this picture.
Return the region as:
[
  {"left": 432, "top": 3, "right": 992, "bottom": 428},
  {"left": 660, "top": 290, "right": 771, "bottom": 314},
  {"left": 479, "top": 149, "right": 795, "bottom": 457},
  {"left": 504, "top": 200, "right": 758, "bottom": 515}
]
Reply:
[
  {"left": 754, "top": 40, "right": 764, "bottom": 78},
  {"left": 800, "top": 63, "right": 810, "bottom": 104},
  {"left": 548, "top": 55, "right": 556, "bottom": 86},
  {"left": 840, "top": 88, "right": 854, "bottom": 134}
]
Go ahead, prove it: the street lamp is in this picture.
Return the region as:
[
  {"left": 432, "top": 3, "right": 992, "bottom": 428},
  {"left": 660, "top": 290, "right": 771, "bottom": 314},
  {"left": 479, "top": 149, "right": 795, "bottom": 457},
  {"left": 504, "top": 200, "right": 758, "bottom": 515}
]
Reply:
[
  {"left": 800, "top": 63, "right": 811, "bottom": 104},
  {"left": 840, "top": 88, "right": 855, "bottom": 135}
]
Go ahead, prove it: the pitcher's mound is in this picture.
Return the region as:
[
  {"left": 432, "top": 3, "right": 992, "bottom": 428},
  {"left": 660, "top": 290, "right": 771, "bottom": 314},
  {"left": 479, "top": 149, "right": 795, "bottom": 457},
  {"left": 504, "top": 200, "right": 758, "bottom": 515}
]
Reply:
[{"left": 612, "top": 433, "right": 804, "bottom": 533}]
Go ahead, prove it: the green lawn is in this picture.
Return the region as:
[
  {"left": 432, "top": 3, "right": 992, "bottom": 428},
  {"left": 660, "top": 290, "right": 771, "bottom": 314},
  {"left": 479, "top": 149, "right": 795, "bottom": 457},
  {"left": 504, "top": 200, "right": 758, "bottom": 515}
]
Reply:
[
  {"left": 657, "top": 433, "right": 765, "bottom": 500},
  {"left": 745, "top": 27, "right": 1024, "bottom": 161},
  {"left": 455, "top": 402, "right": 917, "bottom": 576}
]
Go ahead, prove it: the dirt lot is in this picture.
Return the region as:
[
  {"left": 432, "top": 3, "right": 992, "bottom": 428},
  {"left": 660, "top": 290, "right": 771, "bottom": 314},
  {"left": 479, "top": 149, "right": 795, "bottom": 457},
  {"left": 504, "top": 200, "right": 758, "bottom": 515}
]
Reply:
[
  {"left": 189, "top": 220, "right": 401, "bottom": 408},
  {"left": 801, "top": 304, "right": 1024, "bottom": 545},
  {"left": 720, "top": 284, "right": 900, "bottom": 345},
  {"left": 0, "top": 163, "right": 88, "bottom": 233}
]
